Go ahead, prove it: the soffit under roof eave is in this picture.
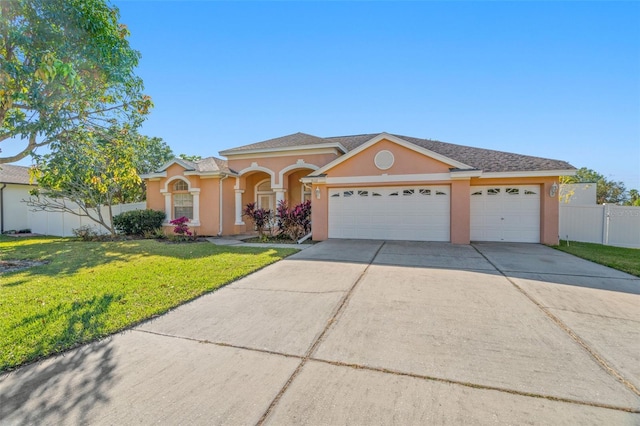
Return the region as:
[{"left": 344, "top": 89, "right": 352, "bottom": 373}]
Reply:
[
  {"left": 300, "top": 175, "right": 327, "bottom": 184},
  {"left": 183, "top": 170, "right": 238, "bottom": 178},
  {"left": 140, "top": 172, "right": 167, "bottom": 179},
  {"left": 479, "top": 169, "right": 577, "bottom": 179}
]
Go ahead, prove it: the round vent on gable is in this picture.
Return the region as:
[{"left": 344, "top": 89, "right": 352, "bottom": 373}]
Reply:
[{"left": 374, "top": 150, "right": 395, "bottom": 170}]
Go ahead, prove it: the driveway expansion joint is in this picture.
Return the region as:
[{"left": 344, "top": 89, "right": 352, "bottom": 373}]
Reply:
[
  {"left": 254, "top": 241, "right": 387, "bottom": 426},
  {"left": 227, "top": 287, "right": 346, "bottom": 295},
  {"left": 307, "top": 357, "right": 640, "bottom": 414},
  {"left": 547, "top": 307, "right": 640, "bottom": 324},
  {"left": 471, "top": 244, "right": 640, "bottom": 399},
  {"left": 133, "top": 329, "right": 303, "bottom": 360},
  {"left": 501, "top": 270, "right": 640, "bottom": 281}
]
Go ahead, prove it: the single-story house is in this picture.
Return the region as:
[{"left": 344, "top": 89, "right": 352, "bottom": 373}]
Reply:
[
  {"left": 0, "top": 164, "right": 34, "bottom": 234},
  {"left": 142, "top": 132, "right": 576, "bottom": 245}
]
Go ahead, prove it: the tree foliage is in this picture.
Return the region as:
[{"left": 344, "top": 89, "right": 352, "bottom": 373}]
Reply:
[
  {"left": 0, "top": 0, "right": 151, "bottom": 163},
  {"left": 626, "top": 189, "right": 640, "bottom": 207},
  {"left": 178, "top": 154, "right": 202, "bottom": 162},
  {"left": 28, "top": 126, "right": 163, "bottom": 236},
  {"left": 561, "top": 167, "right": 627, "bottom": 204}
]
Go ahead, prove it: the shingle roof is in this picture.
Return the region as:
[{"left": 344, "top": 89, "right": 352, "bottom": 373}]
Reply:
[
  {"left": 223, "top": 132, "right": 575, "bottom": 173},
  {"left": 181, "top": 157, "right": 235, "bottom": 174},
  {"left": 0, "top": 164, "right": 34, "bottom": 185},
  {"left": 221, "top": 132, "right": 336, "bottom": 154},
  {"left": 391, "top": 134, "right": 575, "bottom": 173}
]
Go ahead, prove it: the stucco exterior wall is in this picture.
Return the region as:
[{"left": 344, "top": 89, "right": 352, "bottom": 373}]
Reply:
[
  {"left": 197, "top": 177, "right": 219, "bottom": 236},
  {"left": 146, "top": 179, "right": 163, "bottom": 212},
  {"left": 287, "top": 170, "right": 309, "bottom": 206},
  {"left": 227, "top": 152, "right": 338, "bottom": 186},
  {"left": 450, "top": 180, "right": 471, "bottom": 244},
  {"left": 327, "top": 139, "right": 451, "bottom": 177},
  {"left": 310, "top": 184, "right": 328, "bottom": 241},
  {"left": 221, "top": 177, "right": 237, "bottom": 235}
]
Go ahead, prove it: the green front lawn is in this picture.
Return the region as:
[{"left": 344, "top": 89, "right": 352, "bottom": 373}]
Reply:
[
  {"left": 0, "top": 236, "right": 297, "bottom": 372},
  {"left": 552, "top": 241, "right": 640, "bottom": 277}
]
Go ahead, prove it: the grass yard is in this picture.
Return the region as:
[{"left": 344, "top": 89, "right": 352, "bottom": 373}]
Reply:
[
  {"left": 552, "top": 241, "right": 640, "bottom": 277},
  {"left": 0, "top": 236, "right": 297, "bottom": 372}
]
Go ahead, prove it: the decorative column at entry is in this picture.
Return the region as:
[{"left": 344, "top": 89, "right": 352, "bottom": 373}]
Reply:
[
  {"left": 235, "top": 189, "right": 245, "bottom": 225},
  {"left": 274, "top": 188, "right": 286, "bottom": 209}
]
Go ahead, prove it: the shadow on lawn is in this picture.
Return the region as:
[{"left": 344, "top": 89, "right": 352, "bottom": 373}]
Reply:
[
  {"left": 1, "top": 238, "right": 289, "bottom": 283},
  {"left": 1, "top": 294, "right": 119, "bottom": 424},
  {"left": 4, "top": 293, "right": 123, "bottom": 370}
]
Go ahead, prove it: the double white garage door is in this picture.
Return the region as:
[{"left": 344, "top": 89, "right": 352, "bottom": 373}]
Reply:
[
  {"left": 328, "top": 186, "right": 451, "bottom": 241},
  {"left": 328, "top": 185, "right": 541, "bottom": 243}
]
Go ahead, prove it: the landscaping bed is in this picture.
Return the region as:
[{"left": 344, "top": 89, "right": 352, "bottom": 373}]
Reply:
[{"left": 0, "top": 235, "right": 297, "bottom": 372}]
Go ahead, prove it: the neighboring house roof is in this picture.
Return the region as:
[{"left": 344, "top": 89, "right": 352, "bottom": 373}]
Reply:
[
  {"left": 140, "top": 156, "right": 236, "bottom": 179},
  {"left": 222, "top": 132, "right": 575, "bottom": 173},
  {"left": 0, "top": 164, "right": 34, "bottom": 185}
]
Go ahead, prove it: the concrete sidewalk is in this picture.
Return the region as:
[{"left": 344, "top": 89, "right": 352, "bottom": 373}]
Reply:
[{"left": 1, "top": 240, "right": 639, "bottom": 424}]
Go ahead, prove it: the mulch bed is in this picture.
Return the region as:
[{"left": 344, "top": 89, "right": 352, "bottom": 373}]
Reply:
[{"left": 0, "top": 259, "right": 50, "bottom": 274}]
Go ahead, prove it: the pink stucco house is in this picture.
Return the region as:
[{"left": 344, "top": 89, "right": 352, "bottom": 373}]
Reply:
[{"left": 141, "top": 132, "right": 576, "bottom": 245}]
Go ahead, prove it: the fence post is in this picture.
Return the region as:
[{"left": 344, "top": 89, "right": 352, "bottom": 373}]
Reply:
[{"left": 603, "top": 203, "right": 610, "bottom": 246}]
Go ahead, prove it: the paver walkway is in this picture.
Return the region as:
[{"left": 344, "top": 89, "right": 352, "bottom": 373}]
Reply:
[{"left": 1, "top": 240, "right": 639, "bottom": 425}]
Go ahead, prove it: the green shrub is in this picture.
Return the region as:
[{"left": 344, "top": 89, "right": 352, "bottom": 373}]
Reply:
[
  {"left": 143, "top": 227, "right": 167, "bottom": 240},
  {"left": 113, "top": 209, "right": 166, "bottom": 235},
  {"left": 72, "top": 225, "right": 103, "bottom": 241}
]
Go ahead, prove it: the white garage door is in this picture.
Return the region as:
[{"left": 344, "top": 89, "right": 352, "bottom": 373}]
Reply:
[
  {"left": 470, "top": 185, "right": 540, "bottom": 243},
  {"left": 328, "top": 186, "right": 450, "bottom": 241}
]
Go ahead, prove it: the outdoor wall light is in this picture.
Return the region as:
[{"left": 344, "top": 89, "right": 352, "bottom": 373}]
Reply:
[
  {"left": 550, "top": 181, "right": 558, "bottom": 197},
  {"left": 315, "top": 187, "right": 321, "bottom": 199}
]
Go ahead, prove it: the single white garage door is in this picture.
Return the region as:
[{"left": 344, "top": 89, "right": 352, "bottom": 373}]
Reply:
[
  {"left": 328, "top": 186, "right": 450, "bottom": 241},
  {"left": 470, "top": 185, "right": 540, "bottom": 243}
]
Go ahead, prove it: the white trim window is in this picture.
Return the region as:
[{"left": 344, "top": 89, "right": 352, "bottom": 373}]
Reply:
[
  {"left": 173, "top": 180, "right": 193, "bottom": 219},
  {"left": 174, "top": 194, "right": 193, "bottom": 219}
]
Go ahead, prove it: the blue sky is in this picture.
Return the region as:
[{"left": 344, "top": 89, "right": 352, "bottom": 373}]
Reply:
[{"left": 14, "top": 1, "right": 640, "bottom": 190}]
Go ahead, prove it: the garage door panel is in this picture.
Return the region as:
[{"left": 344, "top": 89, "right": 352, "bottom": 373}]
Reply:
[
  {"left": 328, "top": 186, "right": 450, "bottom": 241},
  {"left": 470, "top": 185, "right": 540, "bottom": 243}
]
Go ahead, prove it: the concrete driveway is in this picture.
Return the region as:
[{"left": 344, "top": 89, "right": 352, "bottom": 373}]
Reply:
[{"left": 1, "top": 240, "right": 639, "bottom": 425}]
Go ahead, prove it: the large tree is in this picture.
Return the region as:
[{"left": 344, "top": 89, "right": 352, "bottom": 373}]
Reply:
[
  {"left": 28, "top": 126, "right": 171, "bottom": 236},
  {"left": 561, "top": 167, "right": 627, "bottom": 204},
  {"left": 626, "top": 189, "right": 640, "bottom": 206},
  {"left": 0, "top": 0, "right": 151, "bottom": 163}
]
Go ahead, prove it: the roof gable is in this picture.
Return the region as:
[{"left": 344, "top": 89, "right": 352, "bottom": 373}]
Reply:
[
  {"left": 219, "top": 132, "right": 346, "bottom": 156},
  {"left": 311, "top": 133, "right": 472, "bottom": 176},
  {"left": 140, "top": 156, "right": 235, "bottom": 179}
]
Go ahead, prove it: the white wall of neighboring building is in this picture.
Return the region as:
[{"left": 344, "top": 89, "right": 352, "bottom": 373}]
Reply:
[
  {"left": 559, "top": 183, "right": 596, "bottom": 205},
  {"left": 27, "top": 201, "right": 146, "bottom": 236},
  {"left": 1, "top": 184, "right": 32, "bottom": 232}
]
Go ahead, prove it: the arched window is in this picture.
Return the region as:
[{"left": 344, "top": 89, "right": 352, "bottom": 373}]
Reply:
[
  {"left": 172, "top": 180, "right": 192, "bottom": 219},
  {"left": 174, "top": 180, "right": 188, "bottom": 191}
]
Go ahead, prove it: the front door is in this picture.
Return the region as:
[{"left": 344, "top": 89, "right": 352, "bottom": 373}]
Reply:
[{"left": 258, "top": 194, "right": 275, "bottom": 212}]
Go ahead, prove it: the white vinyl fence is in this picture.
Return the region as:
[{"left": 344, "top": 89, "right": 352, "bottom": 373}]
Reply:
[
  {"left": 559, "top": 204, "right": 640, "bottom": 248},
  {"left": 28, "top": 202, "right": 146, "bottom": 237}
]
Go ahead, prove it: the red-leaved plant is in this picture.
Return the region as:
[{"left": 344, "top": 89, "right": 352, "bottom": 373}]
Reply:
[
  {"left": 276, "top": 200, "right": 311, "bottom": 241},
  {"left": 170, "top": 216, "right": 193, "bottom": 239},
  {"left": 243, "top": 202, "right": 273, "bottom": 240}
]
